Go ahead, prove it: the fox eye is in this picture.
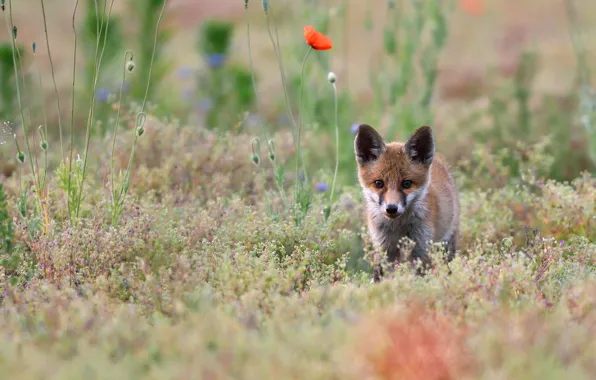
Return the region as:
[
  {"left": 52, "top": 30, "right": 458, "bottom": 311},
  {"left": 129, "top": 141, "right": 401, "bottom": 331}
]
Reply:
[
  {"left": 402, "top": 180, "right": 413, "bottom": 189},
  {"left": 373, "top": 180, "right": 384, "bottom": 189}
]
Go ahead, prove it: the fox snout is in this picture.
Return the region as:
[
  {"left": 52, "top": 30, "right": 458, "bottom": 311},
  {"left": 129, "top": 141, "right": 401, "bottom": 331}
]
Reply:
[{"left": 383, "top": 191, "right": 406, "bottom": 219}]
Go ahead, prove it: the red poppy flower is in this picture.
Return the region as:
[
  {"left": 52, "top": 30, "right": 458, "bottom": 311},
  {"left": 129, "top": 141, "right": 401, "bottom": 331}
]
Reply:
[
  {"left": 460, "top": 0, "right": 484, "bottom": 15},
  {"left": 304, "top": 25, "right": 333, "bottom": 50}
]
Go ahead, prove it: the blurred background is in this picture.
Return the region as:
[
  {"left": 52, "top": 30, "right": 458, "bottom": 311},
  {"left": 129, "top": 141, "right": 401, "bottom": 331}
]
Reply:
[{"left": 1, "top": 0, "right": 595, "bottom": 188}]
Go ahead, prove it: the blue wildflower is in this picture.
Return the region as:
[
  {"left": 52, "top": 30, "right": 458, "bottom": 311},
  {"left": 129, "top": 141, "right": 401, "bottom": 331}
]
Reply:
[
  {"left": 177, "top": 66, "right": 194, "bottom": 80},
  {"left": 196, "top": 98, "right": 214, "bottom": 112},
  {"left": 350, "top": 123, "right": 359, "bottom": 134},
  {"left": 205, "top": 53, "right": 227, "bottom": 69},
  {"left": 298, "top": 173, "right": 305, "bottom": 181},
  {"left": 560, "top": 240, "right": 565, "bottom": 246},
  {"left": 316, "top": 182, "right": 329, "bottom": 192},
  {"left": 121, "top": 80, "right": 130, "bottom": 94},
  {"left": 96, "top": 88, "right": 110, "bottom": 102}
]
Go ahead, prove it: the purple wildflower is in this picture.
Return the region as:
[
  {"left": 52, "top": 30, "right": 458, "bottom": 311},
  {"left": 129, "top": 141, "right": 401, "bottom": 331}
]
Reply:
[
  {"left": 350, "top": 123, "right": 360, "bottom": 134},
  {"left": 298, "top": 173, "right": 305, "bottom": 181},
  {"left": 96, "top": 88, "right": 110, "bottom": 102},
  {"left": 2, "top": 291, "right": 6, "bottom": 297},
  {"left": 560, "top": 240, "right": 565, "bottom": 246},
  {"left": 277, "top": 114, "right": 291, "bottom": 126},
  {"left": 316, "top": 182, "right": 329, "bottom": 192},
  {"left": 205, "top": 53, "right": 227, "bottom": 69},
  {"left": 181, "top": 88, "right": 195, "bottom": 101}
]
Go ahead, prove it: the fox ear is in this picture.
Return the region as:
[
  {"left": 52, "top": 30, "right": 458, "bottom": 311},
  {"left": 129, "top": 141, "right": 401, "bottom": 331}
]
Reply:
[
  {"left": 404, "top": 126, "right": 435, "bottom": 165},
  {"left": 354, "top": 124, "right": 386, "bottom": 165}
]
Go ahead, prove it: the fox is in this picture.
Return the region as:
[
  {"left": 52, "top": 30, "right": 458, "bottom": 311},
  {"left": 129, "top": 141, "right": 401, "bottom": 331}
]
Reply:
[{"left": 353, "top": 124, "right": 460, "bottom": 281}]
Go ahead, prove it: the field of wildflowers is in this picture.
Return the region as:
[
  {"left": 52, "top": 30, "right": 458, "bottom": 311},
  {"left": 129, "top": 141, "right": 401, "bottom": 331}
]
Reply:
[{"left": 0, "top": 0, "right": 595, "bottom": 378}]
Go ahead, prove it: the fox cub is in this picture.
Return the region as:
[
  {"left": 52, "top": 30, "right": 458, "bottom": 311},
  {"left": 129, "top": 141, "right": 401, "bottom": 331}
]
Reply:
[{"left": 354, "top": 124, "right": 460, "bottom": 280}]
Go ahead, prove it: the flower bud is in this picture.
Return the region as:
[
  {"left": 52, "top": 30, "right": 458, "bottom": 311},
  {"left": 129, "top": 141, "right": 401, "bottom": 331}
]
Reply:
[
  {"left": 250, "top": 153, "right": 260, "bottom": 166},
  {"left": 327, "top": 72, "right": 336, "bottom": 84},
  {"left": 12, "top": 25, "right": 17, "bottom": 40},
  {"left": 262, "top": 0, "right": 269, "bottom": 13},
  {"left": 32, "top": 42, "right": 36, "bottom": 54},
  {"left": 16, "top": 151, "right": 25, "bottom": 163},
  {"left": 126, "top": 60, "right": 135, "bottom": 73},
  {"left": 136, "top": 126, "right": 145, "bottom": 137},
  {"left": 40, "top": 140, "right": 48, "bottom": 151}
]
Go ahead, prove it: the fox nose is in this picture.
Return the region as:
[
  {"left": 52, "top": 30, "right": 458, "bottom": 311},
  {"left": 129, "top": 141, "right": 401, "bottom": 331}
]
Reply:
[{"left": 385, "top": 204, "right": 399, "bottom": 215}]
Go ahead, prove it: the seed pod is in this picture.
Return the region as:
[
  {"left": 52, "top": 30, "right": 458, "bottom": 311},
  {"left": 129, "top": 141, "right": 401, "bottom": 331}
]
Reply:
[
  {"left": 126, "top": 60, "right": 136, "bottom": 73},
  {"left": 327, "top": 72, "right": 336, "bottom": 84},
  {"left": 267, "top": 139, "right": 276, "bottom": 162},
  {"left": 251, "top": 153, "right": 260, "bottom": 166},
  {"left": 251, "top": 137, "right": 262, "bottom": 166}
]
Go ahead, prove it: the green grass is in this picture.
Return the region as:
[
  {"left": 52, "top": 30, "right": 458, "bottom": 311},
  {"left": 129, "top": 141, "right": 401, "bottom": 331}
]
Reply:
[{"left": 0, "top": 0, "right": 595, "bottom": 378}]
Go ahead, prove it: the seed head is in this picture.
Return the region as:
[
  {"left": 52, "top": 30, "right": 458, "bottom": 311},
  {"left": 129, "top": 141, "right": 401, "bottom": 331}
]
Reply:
[
  {"left": 267, "top": 139, "right": 276, "bottom": 162},
  {"left": 251, "top": 137, "right": 262, "bottom": 166},
  {"left": 126, "top": 60, "right": 136, "bottom": 73},
  {"left": 16, "top": 151, "right": 25, "bottom": 163},
  {"left": 327, "top": 72, "right": 336, "bottom": 84}
]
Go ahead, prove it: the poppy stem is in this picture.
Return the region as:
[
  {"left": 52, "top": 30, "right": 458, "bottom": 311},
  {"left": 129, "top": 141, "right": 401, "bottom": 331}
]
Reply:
[
  {"left": 296, "top": 46, "right": 313, "bottom": 188},
  {"left": 328, "top": 81, "right": 339, "bottom": 212},
  {"left": 247, "top": 7, "right": 287, "bottom": 208}
]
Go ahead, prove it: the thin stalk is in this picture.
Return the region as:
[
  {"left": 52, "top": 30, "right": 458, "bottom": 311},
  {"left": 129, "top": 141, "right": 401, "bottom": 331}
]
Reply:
[
  {"left": 329, "top": 82, "right": 339, "bottom": 206},
  {"left": 245, "top": 5, "right": 287, "bottom": 206},
  {"left": 67, "top": 0, "right": 80, "bottom": 221},
  {"left": 4, "top": 3, "right": 37, "bottom": 193},
  {"left": 15, "top": 43, "right": 42, "bottom": 194},
  {"left": 33, "top": 50, "right": 49, "bottom": 190},
  {"left": 111, "top": 0, "right": 168, "bottom": 225},
  {"left": 40, "top": 0, "right": 65, "bottom": 160},
  {"left": 260, "top": 167, "right": 273, "bottom": 215},
  {"left": 110, "top": 50, "right": 133, "bottom": 210},
  {"left": 75, "top": 0, "right": 117, "bottom": 218},
  {"left": 296, "top": 47, "right": 312, "bottom": 187},
  {"left": 140, "top": 0, "right": 168, "bottom": 112},
  {"left": 264, "top": 12, "right": 298, "bottom": 144}
]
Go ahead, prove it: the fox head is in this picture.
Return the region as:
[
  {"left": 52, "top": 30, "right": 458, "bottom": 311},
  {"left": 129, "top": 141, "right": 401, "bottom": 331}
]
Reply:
[{"left": 354, "top": 124, "right": 435, "bottom": 220}]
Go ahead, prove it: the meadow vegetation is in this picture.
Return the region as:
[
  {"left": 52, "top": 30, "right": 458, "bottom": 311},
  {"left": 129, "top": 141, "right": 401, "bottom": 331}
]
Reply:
[{"left": 0, "top": 0, "right": 595, "bottom": 378}]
